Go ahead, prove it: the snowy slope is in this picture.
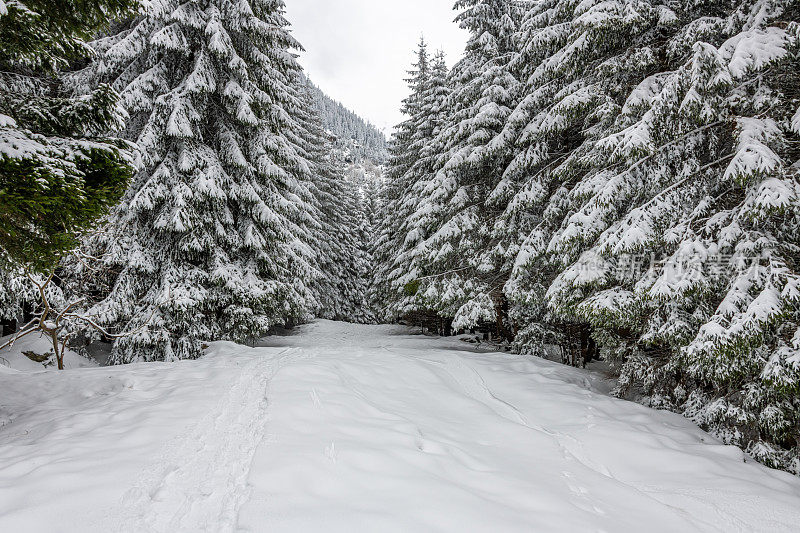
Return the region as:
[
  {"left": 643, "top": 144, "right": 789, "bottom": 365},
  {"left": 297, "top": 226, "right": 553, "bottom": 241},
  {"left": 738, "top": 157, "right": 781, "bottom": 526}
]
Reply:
[{"left": 2, "top": 321, "right": 800, "bottom": 532}]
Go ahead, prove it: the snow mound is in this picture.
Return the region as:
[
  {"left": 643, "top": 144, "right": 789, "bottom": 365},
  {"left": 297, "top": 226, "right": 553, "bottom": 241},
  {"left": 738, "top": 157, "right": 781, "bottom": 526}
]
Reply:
[{"left": 0, "top": 332, "right": 97, "bottom": 372}]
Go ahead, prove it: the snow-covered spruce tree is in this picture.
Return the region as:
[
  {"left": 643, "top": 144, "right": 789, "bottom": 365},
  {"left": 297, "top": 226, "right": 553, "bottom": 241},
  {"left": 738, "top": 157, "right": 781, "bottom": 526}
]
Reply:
[
  {"left": 0, "top": 0, "right": 135, "bottom": 328},
  {"left": 349, "top": 161, "right": 384, "bottom": 316},
  {"left": 387, "top": 50, "right": 454, "bottom": 318},
  {"left": 372, "top": 38, "right": 431, "bottom": 320},
  {"left": 403, "top": 0, "right": 523, "bottom": 334},
  {"left": 67, "top": 0, "right": 320, "bottom": 362},
  {"left": 344, "top": 177, "right": 378, "bottom": 324},
  {"left": 503, "top": 0, "right": 676, "bottom": 355},
  {"left": 338, "top": 169, "right": 377, "bottom": 323},
  {"left": 520, "top": 0, "right": 800, "bottom": 472},
  {"left": 387, "top": 51, "right": 452, "bottom": 317},
  {"left": 348, "top": 159, "right": 383, "bottom": 235},
  {"left": 352, "top": 171, "right": 380, "bottom": 318}
]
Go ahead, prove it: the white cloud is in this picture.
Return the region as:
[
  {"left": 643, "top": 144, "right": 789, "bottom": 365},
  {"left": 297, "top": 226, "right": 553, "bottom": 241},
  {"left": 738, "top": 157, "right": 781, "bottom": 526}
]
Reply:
[{"left": 284, "top": 0, "right": 468, "bottom": 131}]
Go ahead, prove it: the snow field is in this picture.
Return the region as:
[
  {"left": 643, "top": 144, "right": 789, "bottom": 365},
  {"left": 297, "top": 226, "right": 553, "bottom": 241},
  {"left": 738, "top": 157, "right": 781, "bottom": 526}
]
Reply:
[
  {"left": 2, "top": 321, "right": 800, "bottom": 532},
  {"left": 0, "top": 342, "right": 298, "bottom": 531},
  {"left": 240, "top": 322, "right": 800, "bottom": 532}
]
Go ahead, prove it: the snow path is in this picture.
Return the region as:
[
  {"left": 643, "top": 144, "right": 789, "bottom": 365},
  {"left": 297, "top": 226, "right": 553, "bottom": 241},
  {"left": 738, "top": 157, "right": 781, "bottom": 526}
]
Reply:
[
  {"left": 117, "top": 347, "right": 299, "bottom": 532},
  {"left": 2, "top": 321, "right": 800, "bottom": 532}
]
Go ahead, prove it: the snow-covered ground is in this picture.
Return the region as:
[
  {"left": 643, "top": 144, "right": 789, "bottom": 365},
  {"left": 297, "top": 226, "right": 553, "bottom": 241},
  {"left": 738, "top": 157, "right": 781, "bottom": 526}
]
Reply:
[
  {"left": 2, "top": 321, "right": 800, "bottom": 532},
  {"left": 0, "top": 330, "right": 98, "bottom": 371}
]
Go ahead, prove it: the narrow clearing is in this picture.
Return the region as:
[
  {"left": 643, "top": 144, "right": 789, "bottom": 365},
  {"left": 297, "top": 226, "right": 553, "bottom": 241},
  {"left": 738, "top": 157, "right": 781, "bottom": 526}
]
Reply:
[{"left": 2, "top": 321, "right": 800, "bottom": 532}]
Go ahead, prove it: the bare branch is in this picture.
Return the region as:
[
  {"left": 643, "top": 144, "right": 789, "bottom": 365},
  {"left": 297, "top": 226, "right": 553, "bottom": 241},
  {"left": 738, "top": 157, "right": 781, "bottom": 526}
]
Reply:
[
  {"left": 26, "top": 271, "right": 54, "bottom": 330},
  {"left": 72, "top": 252, "right": 103, "bottom": 273},
  {"left": 64, "top": 307, "right": 156, "bottom": 340},
  {"left": 56, "top": 298, "right": 86, "bottom": 323},
  {"left": 414, "top": 266, "right": 473, "bottom": 281},
  {"left": 0, "top": 325, "right": 40, "bottom": 352},
  {"left": 59, "top": 333, "right": 72, "bottom": 363}
]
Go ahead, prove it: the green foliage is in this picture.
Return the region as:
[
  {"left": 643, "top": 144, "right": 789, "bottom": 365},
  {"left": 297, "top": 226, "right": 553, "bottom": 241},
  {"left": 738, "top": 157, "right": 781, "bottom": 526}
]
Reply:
[
  {"left": 404, "top": 280, "right": 421, "bottom": 297},
  {"left": 0, "top": 0, "right": 136, "bottom": 273},
  {"left": 0, "top": 144, "right": 131, "bottom": 271},
  {"left": 0, "top": 0, "right": 136, "bottom": 72}
]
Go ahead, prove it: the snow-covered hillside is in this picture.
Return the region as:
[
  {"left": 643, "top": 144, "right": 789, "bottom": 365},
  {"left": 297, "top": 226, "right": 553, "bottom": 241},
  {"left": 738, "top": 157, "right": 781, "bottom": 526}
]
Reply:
[
  {"left": 305, "top": 77, "right": 389, "bottom": 164},
  {"left": 2, "top": 321, "right": 799, "bottom": 532}
]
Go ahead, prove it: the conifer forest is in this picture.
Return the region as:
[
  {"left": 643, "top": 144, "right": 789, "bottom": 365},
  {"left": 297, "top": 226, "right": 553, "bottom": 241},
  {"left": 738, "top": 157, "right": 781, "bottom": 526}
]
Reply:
[{"left": 2, "top": 1, "right": 800, "bottom": 531}]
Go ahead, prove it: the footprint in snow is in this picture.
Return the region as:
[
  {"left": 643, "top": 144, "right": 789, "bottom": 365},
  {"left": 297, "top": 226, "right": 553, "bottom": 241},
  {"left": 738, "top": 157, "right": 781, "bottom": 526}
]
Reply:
[
  {"left": 310, "top": 388, "right": 322, "bottom": 408},
  {"left": 325, "top": 442, "right": 337, "bottom": 463}
]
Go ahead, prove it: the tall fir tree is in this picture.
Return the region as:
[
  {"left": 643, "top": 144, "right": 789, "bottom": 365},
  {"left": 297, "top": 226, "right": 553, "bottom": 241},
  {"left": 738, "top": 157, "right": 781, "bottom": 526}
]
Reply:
[
  {"left": 372, "top": 37, "right": 431, "bottom": 319},
  {"left": 402, "top": 0, "right": 523, "bottom": 333},
  {"left": 505, "top": 0, "right": 673, "bottom": 353},
  {"left": 393, "top": 50, "right": 452, "bottom": 315},
  {"left": 66, "top": 0, "right": 321, "bottom": 362}
]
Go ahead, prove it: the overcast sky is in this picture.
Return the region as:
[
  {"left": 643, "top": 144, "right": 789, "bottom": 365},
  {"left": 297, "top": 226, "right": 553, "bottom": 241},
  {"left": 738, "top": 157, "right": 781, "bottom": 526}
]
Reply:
[{"left": 284, "top": 1, "right": 468, "bottom": 132}]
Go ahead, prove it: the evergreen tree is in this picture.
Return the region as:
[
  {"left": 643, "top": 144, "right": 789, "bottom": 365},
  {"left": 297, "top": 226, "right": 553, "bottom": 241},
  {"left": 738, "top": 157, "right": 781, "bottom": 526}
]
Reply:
[
  {"left": 0, "top": 1, "right": 137, "bottom": 266},
  {"left": 505, "top": 0, "right": 672, "bottom": 353},
  {"left": 372, "top": 37, "right": 431, "bottom": 319},
  {"left": 351, "top": 161, "right": 383, "bottom": 316},
  {"left": 67, "top": 0, "right": 320, "bottom": 362},
  {"left": 393, "top": 50, "right": 452, "bottom": 315},
  {"left": 403, "top": 0, "right": 523, "bottom": 333},
  {"left": 0, "top": 0, "right": 135, "bottom": 326},
  {"left": 506, "top": 0, "right": 800, "bottom": 471}
]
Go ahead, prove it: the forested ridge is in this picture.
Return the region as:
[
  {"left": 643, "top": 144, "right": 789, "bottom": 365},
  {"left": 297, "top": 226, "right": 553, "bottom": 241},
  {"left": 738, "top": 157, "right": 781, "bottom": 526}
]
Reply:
[
  {"left": 1, "top": 0, "right": 799, "bottom": 476},
  {"left": 306, "top": 78, "right": 389, "bottom": 164}
]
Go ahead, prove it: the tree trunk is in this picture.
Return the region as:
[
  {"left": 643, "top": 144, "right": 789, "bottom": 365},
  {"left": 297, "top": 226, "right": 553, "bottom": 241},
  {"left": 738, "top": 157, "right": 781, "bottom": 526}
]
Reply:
[
  {"left": 492, "top": 292, "right": 511, "bottom": 342},
  {"left": 1, "top": 319, "right": 16, "bottom": 337},
  {"left": 580, "top": 327, "right": 589, "bottom": 368},
  {"left": 22, "top": 301, "right": 35, "bottom": 324},
  {"left": 47, "top": 329, "right": 64, "bottom": 370}
]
